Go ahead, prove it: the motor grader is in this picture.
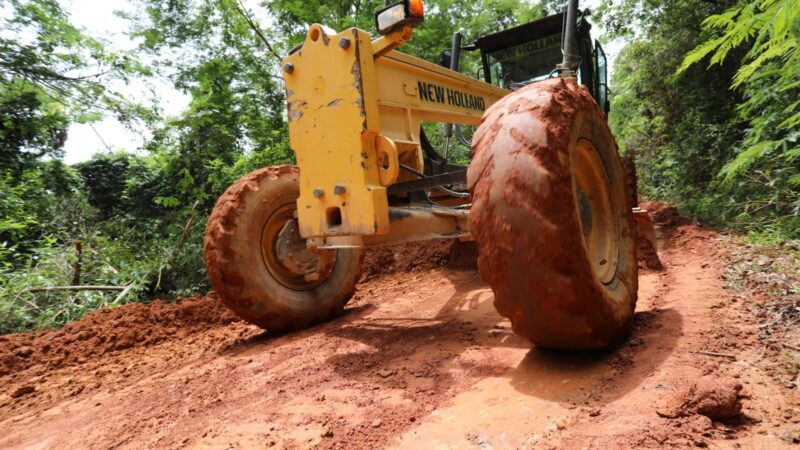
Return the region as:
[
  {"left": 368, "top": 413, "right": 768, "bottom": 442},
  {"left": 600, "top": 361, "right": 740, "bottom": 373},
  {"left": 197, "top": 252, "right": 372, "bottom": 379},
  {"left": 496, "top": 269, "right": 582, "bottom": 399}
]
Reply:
[{"left": 204, "top": 0, "right": 648, "bottom": 349}]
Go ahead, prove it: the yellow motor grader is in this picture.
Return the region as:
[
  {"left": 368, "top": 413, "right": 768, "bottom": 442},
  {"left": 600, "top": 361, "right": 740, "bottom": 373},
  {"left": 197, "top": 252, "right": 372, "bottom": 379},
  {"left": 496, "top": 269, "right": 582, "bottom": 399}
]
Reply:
[{"left": 205, "top": 0, "right": 654, "bottom": 349}]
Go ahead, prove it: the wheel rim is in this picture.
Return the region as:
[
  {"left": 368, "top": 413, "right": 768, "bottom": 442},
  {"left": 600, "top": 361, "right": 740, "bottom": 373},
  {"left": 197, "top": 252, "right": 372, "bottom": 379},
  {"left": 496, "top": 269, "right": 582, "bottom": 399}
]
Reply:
[
  {"left": 574, "top": 138, "right": 620, "bottom": 285},
  {"left": 260, "top": 203, "right": 336, "bottom": 290}
]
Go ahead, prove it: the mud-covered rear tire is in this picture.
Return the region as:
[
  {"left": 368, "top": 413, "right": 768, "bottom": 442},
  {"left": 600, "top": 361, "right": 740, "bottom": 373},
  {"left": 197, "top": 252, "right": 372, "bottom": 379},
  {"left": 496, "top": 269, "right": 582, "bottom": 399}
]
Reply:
[
  {"left": 204, "top": 166, "right": 362, "bottom": 331},
  {"left": 621, "top": 156, "right": 639, "bottom": 208},
  {"left": 467, "top": 78, "right": 637, "bottom": 350}
]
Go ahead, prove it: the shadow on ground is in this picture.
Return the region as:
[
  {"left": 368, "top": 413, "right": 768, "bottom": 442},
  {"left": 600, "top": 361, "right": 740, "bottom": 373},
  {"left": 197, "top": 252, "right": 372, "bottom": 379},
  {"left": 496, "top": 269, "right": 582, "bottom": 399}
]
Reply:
[
  {"left": 511, "top": 308, "right": 683, "bottom": 404},
  {"left": 213, "top": 267, "right": 682, "bottom": 412}
]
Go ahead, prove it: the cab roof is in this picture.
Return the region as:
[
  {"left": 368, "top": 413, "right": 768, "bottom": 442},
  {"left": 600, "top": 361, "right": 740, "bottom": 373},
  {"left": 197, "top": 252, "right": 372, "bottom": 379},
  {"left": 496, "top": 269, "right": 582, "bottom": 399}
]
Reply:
[{"left": 473, "top": 11, "right": 591, "bottom": 54}]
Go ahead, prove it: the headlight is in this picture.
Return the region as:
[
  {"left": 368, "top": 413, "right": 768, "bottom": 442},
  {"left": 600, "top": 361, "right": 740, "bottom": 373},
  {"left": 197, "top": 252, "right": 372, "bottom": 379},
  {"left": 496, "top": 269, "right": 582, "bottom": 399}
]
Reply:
[{"left": 375, "top": 0, "right": 424, "bottom": 35}]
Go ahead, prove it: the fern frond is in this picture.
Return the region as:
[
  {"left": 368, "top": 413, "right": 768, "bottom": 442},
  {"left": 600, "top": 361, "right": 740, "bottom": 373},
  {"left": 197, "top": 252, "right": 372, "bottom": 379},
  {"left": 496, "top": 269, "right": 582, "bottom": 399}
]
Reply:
[
  {"left": 677, "top": 36, "right": 725, "bottom": 74},
  {"left": 780, "top": 77, "right": 800, "bottom": 91},
  {"left": 733, "top": 40, "right": 795, "bottom": 86},
  {"left": 778, "top": 108, "right": 800, "bottom": 129},
  {"left": 784, "top": 146, "right": 800, "bottom": 161},
  {"left": 720, "top": 140, "right": 779, "bottom": 183},
  {"left": 702, "top": 6, "right": 742, "bottom": 30}
]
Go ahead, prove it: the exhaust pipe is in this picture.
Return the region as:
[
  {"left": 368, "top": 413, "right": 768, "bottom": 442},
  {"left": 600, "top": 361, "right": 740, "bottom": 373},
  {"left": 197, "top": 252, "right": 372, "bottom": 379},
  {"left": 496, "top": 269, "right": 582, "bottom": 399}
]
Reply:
[
  {"left": 557, "top": 0, "right": 580, "bottom": 77},
  {"left": 442, "top": 30, "right": 463, "bottom": 160}
]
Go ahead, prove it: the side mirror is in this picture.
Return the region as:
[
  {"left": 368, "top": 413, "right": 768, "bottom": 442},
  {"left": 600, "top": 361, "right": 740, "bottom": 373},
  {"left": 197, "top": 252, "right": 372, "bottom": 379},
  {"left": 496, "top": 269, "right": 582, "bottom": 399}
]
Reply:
[{"left": 375, "top": 0, "right": 424, "bottom": 35}]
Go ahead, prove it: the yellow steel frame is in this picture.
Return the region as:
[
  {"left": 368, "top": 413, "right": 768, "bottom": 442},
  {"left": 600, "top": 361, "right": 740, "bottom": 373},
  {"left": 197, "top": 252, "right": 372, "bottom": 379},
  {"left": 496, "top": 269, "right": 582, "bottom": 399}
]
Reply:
[{"left": 282, "top": 24, "right": 507, "bottom": 240}]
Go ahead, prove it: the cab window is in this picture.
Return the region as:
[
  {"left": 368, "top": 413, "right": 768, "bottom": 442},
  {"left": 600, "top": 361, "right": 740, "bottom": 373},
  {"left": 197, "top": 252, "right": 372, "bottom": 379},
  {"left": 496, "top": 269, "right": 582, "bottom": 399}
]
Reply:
[{"left": 486, "top": 34, "right": 562, "bottom": 88}]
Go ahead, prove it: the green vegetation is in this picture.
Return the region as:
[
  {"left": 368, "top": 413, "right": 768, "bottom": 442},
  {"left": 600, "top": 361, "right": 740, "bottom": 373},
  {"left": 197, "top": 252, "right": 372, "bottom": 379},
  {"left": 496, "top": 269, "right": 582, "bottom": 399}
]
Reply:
[
  {"left": 599, "top": 0, "right": 799, "bottom": 236},
  {"left": 1, "top": 0, "right": 798, "bottom": 333}
]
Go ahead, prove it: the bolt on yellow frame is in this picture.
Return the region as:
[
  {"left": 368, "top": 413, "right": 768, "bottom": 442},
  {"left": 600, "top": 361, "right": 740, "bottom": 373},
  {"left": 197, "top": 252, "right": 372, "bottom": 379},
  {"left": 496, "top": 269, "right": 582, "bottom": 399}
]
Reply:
[{"left": 282, "top": 25, "right": 507, "bottom": 246}]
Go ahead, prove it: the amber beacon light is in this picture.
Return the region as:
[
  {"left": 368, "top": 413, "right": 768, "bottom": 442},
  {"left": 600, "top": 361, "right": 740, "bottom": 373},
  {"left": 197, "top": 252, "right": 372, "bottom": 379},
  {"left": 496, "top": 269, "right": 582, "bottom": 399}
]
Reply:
[
  {"left": 408, "top": 0, "right": 424, "bottom": 17},
  {"left": 375, "top": 0, "right": 425, "bottom": 35}
]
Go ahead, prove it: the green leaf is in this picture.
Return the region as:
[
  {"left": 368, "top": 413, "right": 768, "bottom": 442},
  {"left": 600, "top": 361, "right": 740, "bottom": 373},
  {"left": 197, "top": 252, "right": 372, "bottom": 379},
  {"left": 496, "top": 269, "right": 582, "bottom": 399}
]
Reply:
[
  {"left": 720, "top": 141, "right": 778, "bottom": 183},
  {"left": 154, "top": 196, "right": 180, "bottom": 208}
]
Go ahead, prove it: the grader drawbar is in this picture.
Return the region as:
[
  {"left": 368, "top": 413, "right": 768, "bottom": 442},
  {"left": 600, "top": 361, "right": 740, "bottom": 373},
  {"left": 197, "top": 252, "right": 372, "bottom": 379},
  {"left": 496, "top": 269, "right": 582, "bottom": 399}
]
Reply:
[{"left": 205, "top": 0, "right": 651, "bottom": 349}]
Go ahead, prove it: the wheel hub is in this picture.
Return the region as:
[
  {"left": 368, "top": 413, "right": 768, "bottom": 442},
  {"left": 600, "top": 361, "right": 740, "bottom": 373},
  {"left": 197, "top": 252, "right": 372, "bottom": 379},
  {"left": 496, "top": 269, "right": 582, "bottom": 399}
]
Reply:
[
  {"left": 577, "top": 189, "right": 593, "bottom": 236},
  {"left": 275, "top": 218, "right": 333, "bottom": 282},
  {"left": 574, "top": 139, "right": 620, "bottom": 285},
  {"left": 261, "top": 204, "right": 336, "bottom": 290}
]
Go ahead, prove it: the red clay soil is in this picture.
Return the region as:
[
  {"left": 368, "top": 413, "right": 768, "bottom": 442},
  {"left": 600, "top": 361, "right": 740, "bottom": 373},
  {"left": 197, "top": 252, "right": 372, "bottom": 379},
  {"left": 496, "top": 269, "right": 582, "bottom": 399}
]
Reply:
[
  {"left": 640, "top": 199, "right": 692, "bottom": 227},
  {"left": 360, "top": 240, "right": 477, "bottom": 280},
  {"left": 1, "top": 210, "right": 798, "bottom": 448},
  {"left": 0, "top": 240, "right": 474, "bottom": 392},
  {"left": 0, "top": 295, "right": 239, "bottom": 378}
]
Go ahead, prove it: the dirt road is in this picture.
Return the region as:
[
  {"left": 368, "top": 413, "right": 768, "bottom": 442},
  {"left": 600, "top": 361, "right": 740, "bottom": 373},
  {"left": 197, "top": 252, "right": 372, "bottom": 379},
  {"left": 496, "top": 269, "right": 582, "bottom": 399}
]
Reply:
[{"left": 1, "top": 209, "right": 798, "bottom": 448}]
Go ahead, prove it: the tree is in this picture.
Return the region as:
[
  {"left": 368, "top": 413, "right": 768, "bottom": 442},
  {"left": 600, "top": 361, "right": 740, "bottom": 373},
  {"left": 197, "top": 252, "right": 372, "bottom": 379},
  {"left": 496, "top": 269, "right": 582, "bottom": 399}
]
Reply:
[
  {"left": 0, "top": 0, "right": 152, "bottom": 176},
  {"left": 674, "top": 0, "right": 800, "bottom": 235},
  {"left": 679, "top": 0, "right": 800, "bottom": 189},
  {"left": 0, "top": 91, "right": 68, "bottom": 177},
  {"left": 127, "top": 0, "right": 291, "bottom": 210},
  {"left": 597, "top": 0, "right": 799, "bottom": 236},
  {"left": 595, "top": 1, "right": 749, "bottom": 219},
  {"left": 0, "top": 0, "right": 154, "bottom": 270}
]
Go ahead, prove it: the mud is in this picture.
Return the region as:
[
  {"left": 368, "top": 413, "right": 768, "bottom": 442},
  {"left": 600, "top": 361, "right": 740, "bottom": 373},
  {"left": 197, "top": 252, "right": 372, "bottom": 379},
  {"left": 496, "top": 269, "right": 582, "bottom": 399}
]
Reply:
[
  {"left": 637, "top": 200, "right": 683, "bottom": 271},
  {"left": 0, "top": 215, "right": 798, "bottom": 448},
  {"left": 467, "top": 77, "right": 638, "bottom": 349},
  {"left": 657, "top": 376, "right": 744, "bottom": 420},
  {"left": 641, "top": 199, "right": 692, "bottom": 227},
  {"left": 360, "top": 240, "right": 477, "bottom": 280}
]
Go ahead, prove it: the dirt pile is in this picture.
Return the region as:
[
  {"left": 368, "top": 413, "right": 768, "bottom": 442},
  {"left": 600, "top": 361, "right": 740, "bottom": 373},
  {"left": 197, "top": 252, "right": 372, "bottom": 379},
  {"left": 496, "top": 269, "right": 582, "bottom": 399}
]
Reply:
[
  {"left": 0, "top": 293, "right": 238, "bottom": 377},
  {"left": 636, "top": 200, "right": 694, "bottom": 270},
  {"left": 640, "top": 200, "right": 692, "bottom": 227},
  {"left": 0, "top": 241, "right": 478, "bottom": 379},
  {"left": 361, "top": 239, "right": 477, "bottom": 279},
  {"left": 657, "top": 376, "right": 744, "bottom": 421}
]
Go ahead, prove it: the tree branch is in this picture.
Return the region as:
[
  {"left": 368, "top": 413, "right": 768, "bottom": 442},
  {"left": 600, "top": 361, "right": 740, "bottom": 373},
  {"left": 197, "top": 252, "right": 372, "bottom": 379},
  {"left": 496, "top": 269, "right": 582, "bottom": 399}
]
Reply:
[
  {"left": 26, "top": 286, "right": 127, "bottom": 293},
  {"left": 233, "top": 0, "right": 282, "bottom": 62}
]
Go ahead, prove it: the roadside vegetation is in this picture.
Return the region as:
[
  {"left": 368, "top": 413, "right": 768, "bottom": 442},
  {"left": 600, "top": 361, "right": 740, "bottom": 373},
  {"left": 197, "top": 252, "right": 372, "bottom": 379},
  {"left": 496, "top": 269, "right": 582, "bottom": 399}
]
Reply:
[
  {"left": 722, "top": 236, "right": 800, "bottom": 388},
  {"left": 1, "top": 0, "right": 798, "bottom": 333},
  {"left": 602, "top": 0, "right": 800, "bottom": 237}
]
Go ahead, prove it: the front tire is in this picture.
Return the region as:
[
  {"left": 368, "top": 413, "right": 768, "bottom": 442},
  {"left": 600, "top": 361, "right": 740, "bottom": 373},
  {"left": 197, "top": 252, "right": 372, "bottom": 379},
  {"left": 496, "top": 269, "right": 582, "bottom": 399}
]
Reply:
[
  {"left": 467, "top": 78, "right": 637, "bottom": 350},
  {"left": 204, "top": 166, "right": 362, "bottom": 331}
]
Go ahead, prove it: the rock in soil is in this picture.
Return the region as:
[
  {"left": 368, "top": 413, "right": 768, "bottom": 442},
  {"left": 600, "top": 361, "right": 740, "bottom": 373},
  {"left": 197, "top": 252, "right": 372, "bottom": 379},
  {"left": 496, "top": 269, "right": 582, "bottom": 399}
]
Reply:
[
  {"left": 657, "top": 376, "right": 743, "bottom": 421},
  {"left": 10, "top": 385, "right": 35, "bottom": 398}
]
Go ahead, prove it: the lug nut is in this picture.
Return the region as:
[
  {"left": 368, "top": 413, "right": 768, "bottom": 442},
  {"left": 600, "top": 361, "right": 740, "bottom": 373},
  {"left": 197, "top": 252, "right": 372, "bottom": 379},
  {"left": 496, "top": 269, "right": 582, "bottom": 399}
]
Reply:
[
  {"left": 338, "top": 37, "right": 351, "bottom": 49},
  {"left": 334, "top": 184, "right": 347, "bottom": 195},
  {"left": 312, "top": 188, "right": 324, "bottom": 198},
  {"left": 283, "top": 63, "right": 294, "bottom": 73}
]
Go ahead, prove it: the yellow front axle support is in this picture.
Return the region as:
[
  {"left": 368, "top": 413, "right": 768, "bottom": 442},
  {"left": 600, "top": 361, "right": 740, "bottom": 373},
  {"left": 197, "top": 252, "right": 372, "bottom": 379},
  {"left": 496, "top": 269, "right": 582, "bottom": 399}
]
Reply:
[{"left": 282, "top": 24, "right": 507, "bottom": 240}]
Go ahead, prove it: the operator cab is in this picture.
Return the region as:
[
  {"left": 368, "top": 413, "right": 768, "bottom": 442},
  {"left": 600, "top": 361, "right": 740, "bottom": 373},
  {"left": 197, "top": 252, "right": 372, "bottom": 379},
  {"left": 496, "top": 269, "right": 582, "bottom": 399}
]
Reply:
[{"left": 473, "top": 11, "right": 609, "bottom": 113}]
